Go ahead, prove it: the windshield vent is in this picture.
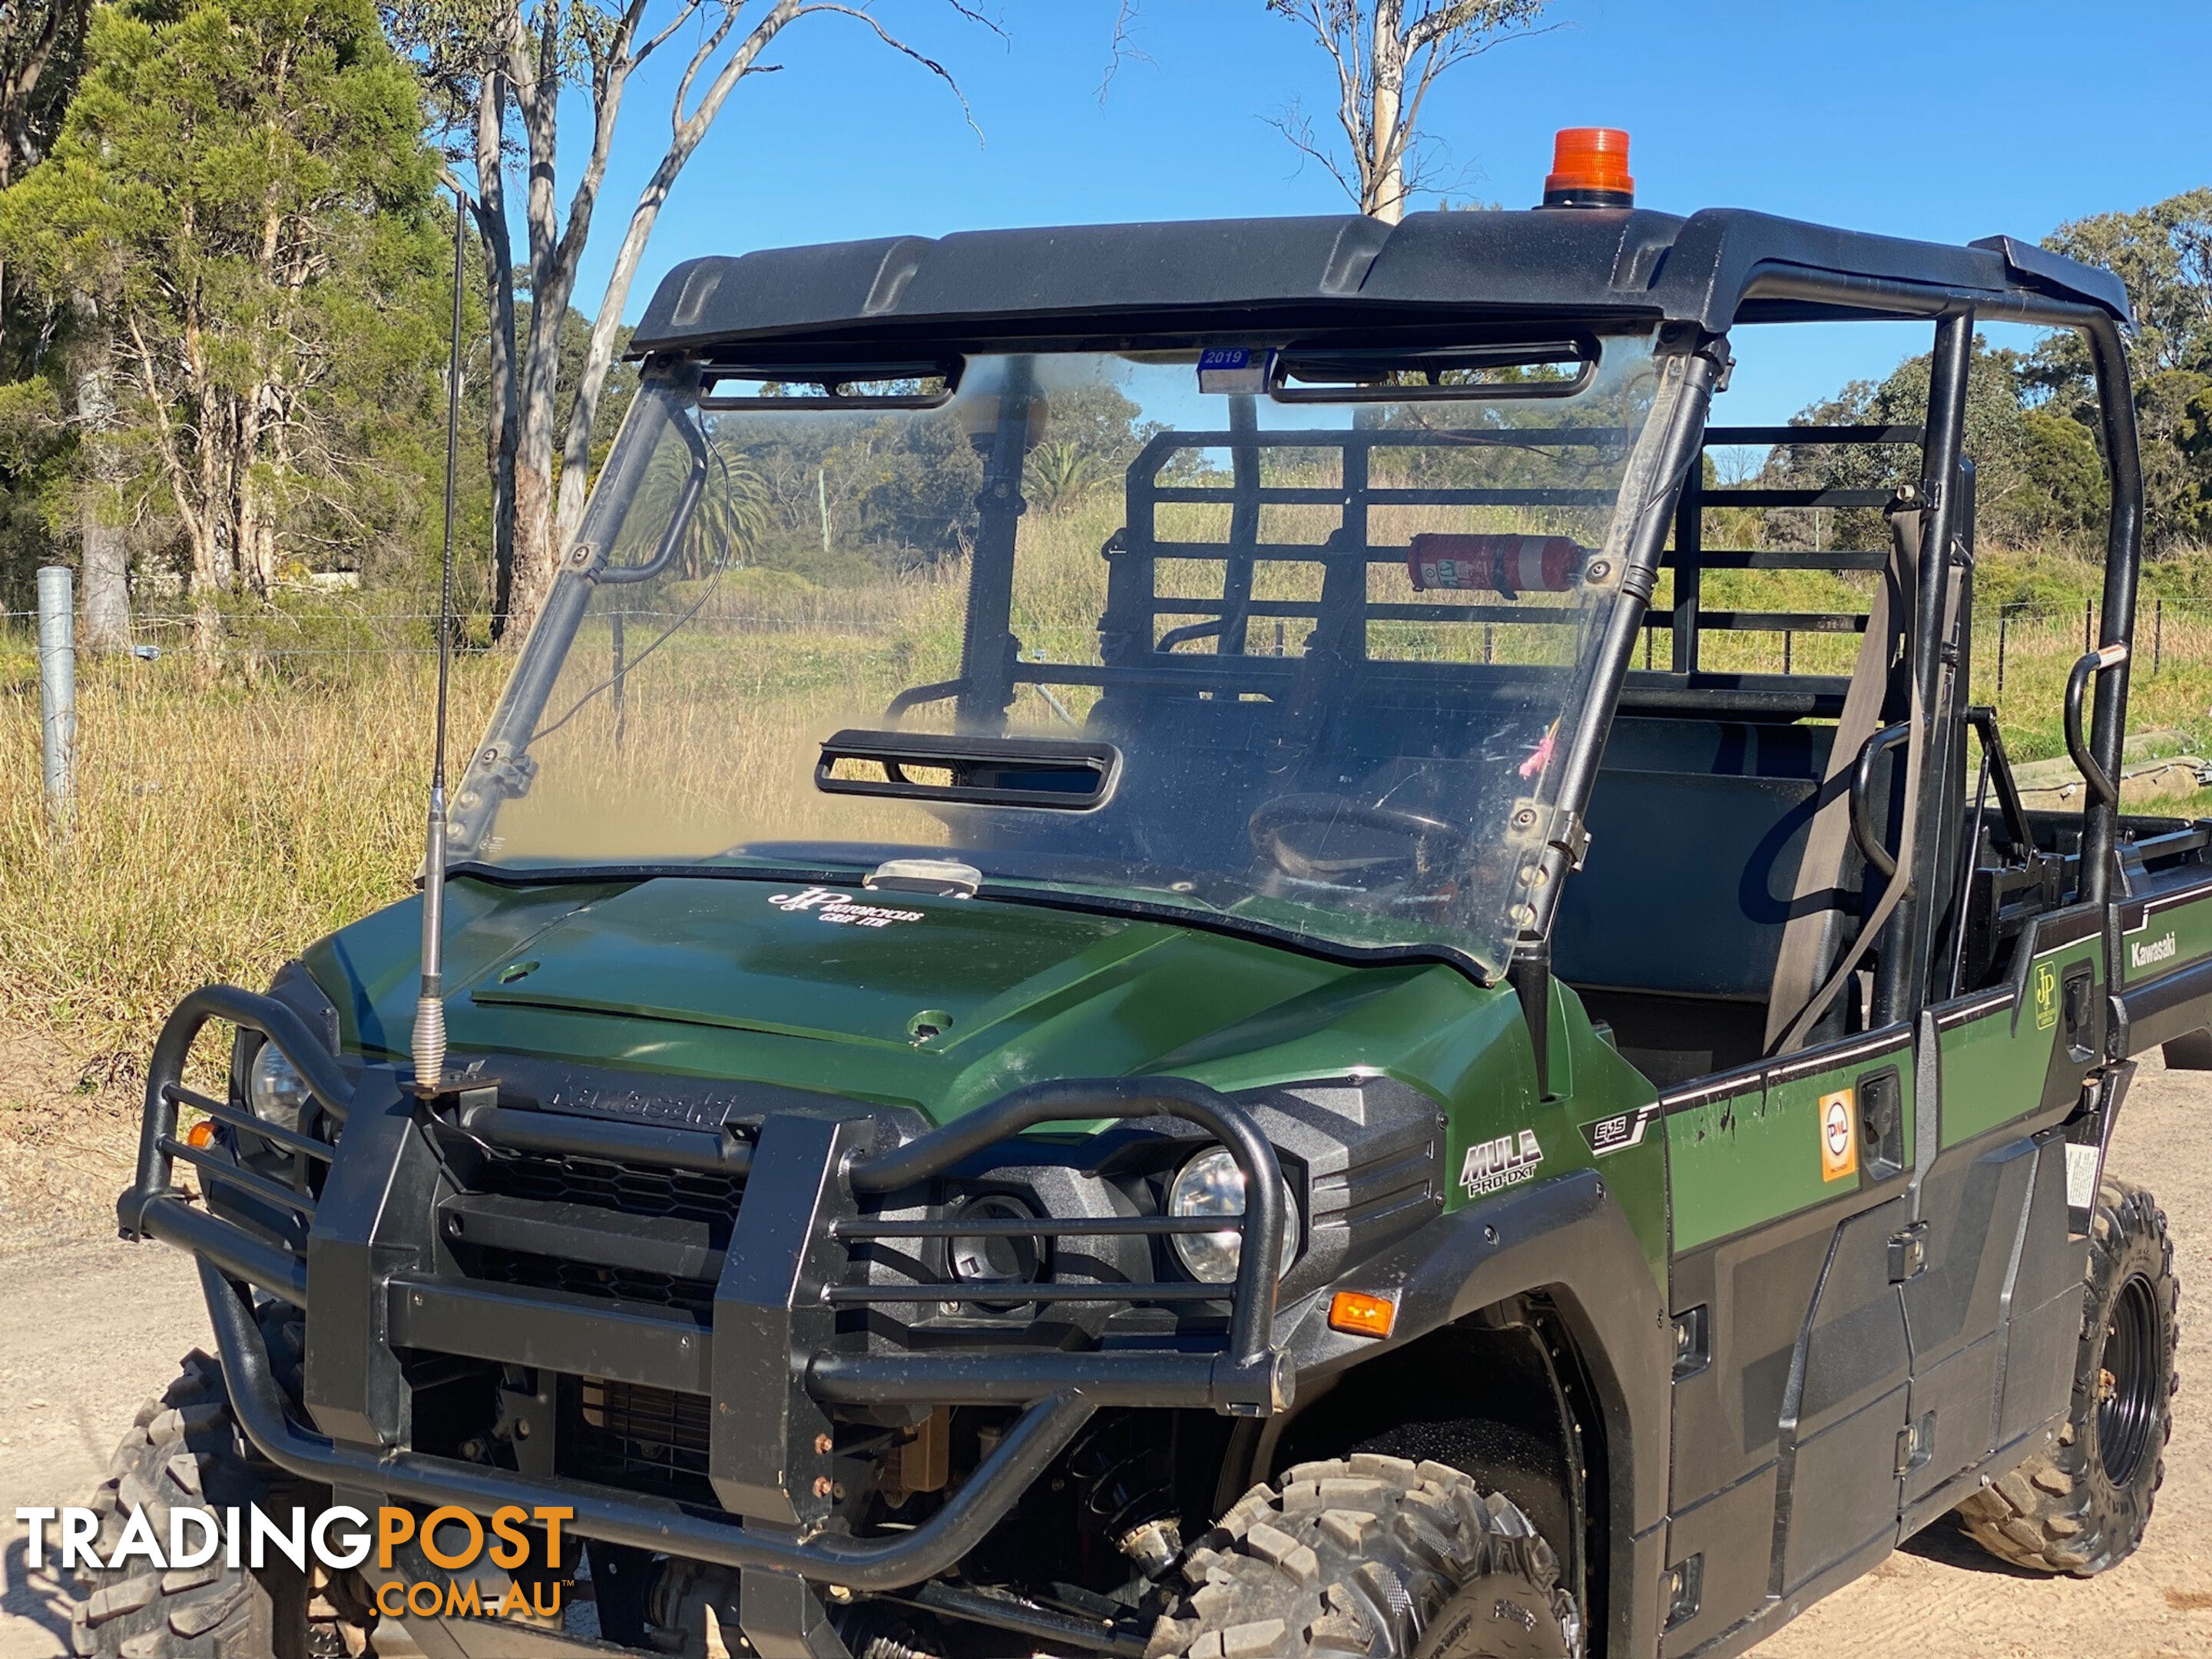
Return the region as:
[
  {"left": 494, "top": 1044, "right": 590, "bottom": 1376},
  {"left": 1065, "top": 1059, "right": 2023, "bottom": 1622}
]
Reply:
[{"left": 816, "top": 730, "right": 1122, "bottom": 813}]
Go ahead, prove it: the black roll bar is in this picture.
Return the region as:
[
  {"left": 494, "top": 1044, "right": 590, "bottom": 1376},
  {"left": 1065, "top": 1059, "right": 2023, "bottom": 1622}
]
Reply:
[
  {"left": 846, "top": 1074, "right": 1287, "bottom": 1384},
  {"left": 1736, "top": 268, "right": 2143, "bottom": 912},
  {"left": 120, "top": 985, "right": 353, "bottom": 1305}
]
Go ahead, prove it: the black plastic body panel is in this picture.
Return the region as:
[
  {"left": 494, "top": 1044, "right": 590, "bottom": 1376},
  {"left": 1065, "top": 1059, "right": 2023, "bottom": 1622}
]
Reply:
[{"left": 628, "top": 207, "right": 2128, "bottom": 358}]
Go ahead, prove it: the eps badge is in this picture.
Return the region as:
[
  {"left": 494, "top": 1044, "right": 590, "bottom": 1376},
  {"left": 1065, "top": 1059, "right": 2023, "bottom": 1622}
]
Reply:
[{"left": 1820, "top": 1088, "right": 1858, "bottom": 1182}]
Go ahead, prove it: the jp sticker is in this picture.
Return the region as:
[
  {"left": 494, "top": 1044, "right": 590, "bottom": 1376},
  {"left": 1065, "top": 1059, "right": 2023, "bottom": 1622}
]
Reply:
[
  {"left": 1461, "top": 1129, "right": 1543, "bottom": 1197},
  {"left": 768, "top": 887, "right": 924, "bottom": 929},
  {"left": 2034, "top": 959, "right": 2059, "bottom": 1031},
  {"left": 1820, "top": 1089, "right": 1858, "bottom": 1182}
]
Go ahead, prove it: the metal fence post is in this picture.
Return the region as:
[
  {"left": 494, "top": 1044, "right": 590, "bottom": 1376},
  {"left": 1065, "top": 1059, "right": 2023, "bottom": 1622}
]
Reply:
[
  {"left": 37, "top": 565, "right": 76, "bottom": 831},
  {"left": 1996, "top": 607, "right": 2008, "bottom": 700},
  {"left": 2084, "top": 597, "right": 2093, "bottom": 652},
  {"left": 2154, "top": 598, "right": 2163, "bottom": 674}
]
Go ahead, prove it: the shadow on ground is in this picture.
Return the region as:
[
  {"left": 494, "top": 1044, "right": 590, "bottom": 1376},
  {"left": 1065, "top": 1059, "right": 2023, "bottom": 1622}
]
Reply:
[{"left": 0, "top": 1537, "right": 71, "bottom": 1657}]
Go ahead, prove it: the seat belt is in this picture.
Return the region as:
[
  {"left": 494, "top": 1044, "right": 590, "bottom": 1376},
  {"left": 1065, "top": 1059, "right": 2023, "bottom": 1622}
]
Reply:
[
  {"left": 1762, "top": 508, "right": 1917, "bottom": 1052},
  {"left": 1773, "top": 515, "right": 1969, "bottom": 1054}
]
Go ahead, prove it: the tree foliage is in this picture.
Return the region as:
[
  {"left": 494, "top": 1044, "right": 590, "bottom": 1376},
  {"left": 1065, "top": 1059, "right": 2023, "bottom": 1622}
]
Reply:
[
  {"left": 0, "top": 0, "right": 453, "bottom": 597},
  {"left": 1771, "top": 190, "right": 2212, "bottom": 558},
  {"left": 1765, "top": 338, "right": 2096, "bottom": 551},
  {"left": 0, "top": 0, "right": 90, "bottom": 189},
  {"left": 2031, "top": 189, "right": 2212, "bottom": 551}
]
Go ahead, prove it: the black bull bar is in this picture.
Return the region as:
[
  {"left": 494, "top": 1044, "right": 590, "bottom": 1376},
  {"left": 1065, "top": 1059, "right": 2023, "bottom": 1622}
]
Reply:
[{"left": 118, "top": 987, "right": 1293, "bottom": 1590}]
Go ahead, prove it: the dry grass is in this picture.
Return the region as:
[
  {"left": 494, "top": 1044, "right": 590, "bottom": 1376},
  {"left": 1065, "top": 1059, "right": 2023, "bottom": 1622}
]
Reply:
[{"left": 0, "top": 643, "right": 505, "bottom": 1063}]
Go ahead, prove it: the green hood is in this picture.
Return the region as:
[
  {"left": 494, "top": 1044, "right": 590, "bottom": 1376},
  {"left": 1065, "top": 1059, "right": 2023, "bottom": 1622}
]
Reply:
[{"left": 306, "top": 873, "right": 1522, "bottom": 1123}]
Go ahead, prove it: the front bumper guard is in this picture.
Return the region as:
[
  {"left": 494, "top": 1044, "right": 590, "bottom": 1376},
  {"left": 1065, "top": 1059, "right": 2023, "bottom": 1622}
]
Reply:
[{"left": 121, "top": 986, "right": 1293, "bottom": 1589}]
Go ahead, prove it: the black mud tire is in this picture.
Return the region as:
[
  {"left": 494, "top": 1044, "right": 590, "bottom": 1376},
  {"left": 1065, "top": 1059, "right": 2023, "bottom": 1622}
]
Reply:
[
  {"left": 1147, "top": 1453, "right": 1579, "bottom": 1659},
  {"left": 1953, "top": 1176, "right": 2180, "bottom": 1576},
  {"left": 70, "top": 1345, "right": 349, "bottom": 1659}
]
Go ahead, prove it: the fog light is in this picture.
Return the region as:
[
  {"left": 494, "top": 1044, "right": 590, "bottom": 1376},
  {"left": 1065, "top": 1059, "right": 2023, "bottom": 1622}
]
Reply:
[
  {"left": 948, "top": 1194, "right": 1043, "bottom": 1303},
  {"left": 247, "top": 1042, "right": 311, "bottom": 1132},
  {"left": 1168, "top": 1148, "right": 1296, "bottom": 1285}
]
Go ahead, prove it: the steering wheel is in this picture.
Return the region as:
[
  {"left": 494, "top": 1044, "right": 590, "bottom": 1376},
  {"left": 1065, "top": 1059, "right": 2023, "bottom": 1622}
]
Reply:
[{"left": 1247, "top": 794, "right": 1469, "bottom": 896}]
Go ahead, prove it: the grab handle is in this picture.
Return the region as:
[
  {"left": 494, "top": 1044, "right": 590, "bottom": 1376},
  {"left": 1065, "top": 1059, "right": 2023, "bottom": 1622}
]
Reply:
[
  {"left": 2064, "top": 643, "right": 2131, "bottom": 807},
  {"left": 1850, "top": 724, "right": 1912, "bottom": 879}
]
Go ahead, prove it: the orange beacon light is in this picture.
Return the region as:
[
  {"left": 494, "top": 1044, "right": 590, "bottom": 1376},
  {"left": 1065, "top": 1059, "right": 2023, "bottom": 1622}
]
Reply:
[{"left": 1542, "top": 127, "right": 1634, "bottom": 209}]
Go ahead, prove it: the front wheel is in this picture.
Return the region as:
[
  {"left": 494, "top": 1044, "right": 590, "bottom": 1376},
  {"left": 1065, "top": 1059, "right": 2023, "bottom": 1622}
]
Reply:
[
  {"left": 1147, "top": 1454, "right": 1579, "bottom": 1658},
  {"left": 1953, "top": 1176, "right": 2180, "bottom": 1575},
  {"left": 71, "top": 1343, "right": 361, "bottom": 1659}
]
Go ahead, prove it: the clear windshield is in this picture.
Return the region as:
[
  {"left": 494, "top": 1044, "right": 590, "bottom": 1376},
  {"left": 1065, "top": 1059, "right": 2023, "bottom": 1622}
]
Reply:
[{"left": 452, "top": 337, "right": 1677, "bottom": 975}]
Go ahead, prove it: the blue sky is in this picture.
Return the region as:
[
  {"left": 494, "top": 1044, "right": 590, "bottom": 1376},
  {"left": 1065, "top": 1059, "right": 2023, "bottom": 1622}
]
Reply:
[{"left": 551, "top": 0, "right": 2212, "bottom": 428}]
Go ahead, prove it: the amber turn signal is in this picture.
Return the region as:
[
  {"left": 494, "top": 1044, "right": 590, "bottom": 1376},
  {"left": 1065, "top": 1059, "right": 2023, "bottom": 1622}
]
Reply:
[
  {"left": 185, "top": 1120, "right": 217, "bottom": 1149},
  {"left": 1542, "top": 127, "right": 1634, "bottom": 209},
  {"left": 1328, "top": 1290, "right": 1397, "bottom": 1339}
]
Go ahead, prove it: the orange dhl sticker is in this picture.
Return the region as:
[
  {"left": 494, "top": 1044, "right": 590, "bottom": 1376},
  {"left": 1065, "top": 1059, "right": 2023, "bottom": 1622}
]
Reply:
[{"left": 1820, "top": 1088, "right": 1859, "bottom": 1182}]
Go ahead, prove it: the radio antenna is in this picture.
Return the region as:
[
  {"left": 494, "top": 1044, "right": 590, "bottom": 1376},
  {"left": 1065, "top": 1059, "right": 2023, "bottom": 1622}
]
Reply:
[{"left": 415, "top": 180, "right": 468, "bottom": 1096}]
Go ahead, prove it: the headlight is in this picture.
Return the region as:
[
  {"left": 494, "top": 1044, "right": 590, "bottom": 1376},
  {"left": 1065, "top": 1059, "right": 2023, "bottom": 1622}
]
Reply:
[
  {"left": 246, "top": 1042, "right": 312, "bottom": 1133},
  {"left": 948, "top": 1194, "right": 1043, "bottom": 1303},
  {"left": 1168, "top": 1147, "right": 1296, "bottom": 1285}
]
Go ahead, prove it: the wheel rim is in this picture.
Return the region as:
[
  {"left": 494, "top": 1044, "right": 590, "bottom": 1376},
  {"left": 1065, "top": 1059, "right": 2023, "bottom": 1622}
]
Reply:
[{"left": 2096, "top": 1273, "right": 2161, "bottom": 1487}]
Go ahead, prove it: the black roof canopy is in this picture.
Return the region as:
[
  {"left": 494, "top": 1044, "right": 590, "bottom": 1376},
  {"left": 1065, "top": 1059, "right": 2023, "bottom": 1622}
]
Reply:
[{"left": 628, "top": 207, "right": 2130, "bottom": 362}]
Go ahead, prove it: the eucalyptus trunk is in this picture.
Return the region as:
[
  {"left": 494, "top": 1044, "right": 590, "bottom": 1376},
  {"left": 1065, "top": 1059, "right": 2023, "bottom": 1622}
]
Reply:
[{"left": 70, "top": 296, "right": 131, "bottom": 651}]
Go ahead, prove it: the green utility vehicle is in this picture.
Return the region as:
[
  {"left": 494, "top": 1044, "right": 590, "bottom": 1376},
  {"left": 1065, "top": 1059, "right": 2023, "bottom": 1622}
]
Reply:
[{"left": 96, "top": 147, "right": 2199, "bottom": 1659}]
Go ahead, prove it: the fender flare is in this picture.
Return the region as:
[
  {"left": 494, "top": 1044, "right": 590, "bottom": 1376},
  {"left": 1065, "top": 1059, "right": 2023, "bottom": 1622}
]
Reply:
[{"left": 1279, "top": 1170, "right": 1671, "bottom": 1646}]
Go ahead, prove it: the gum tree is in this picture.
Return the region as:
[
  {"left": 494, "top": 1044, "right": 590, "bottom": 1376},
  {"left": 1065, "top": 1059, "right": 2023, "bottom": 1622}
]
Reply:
[
  {"left": 390, "top": 1, "right": 987, "bottom": 642},
  {"left": 1266, "top": 0, "right": 1548, "bottom": 222}
]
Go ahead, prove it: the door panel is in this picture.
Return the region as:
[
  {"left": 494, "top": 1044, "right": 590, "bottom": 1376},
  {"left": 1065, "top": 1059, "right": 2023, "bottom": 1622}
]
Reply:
[
  {"left": 1912, "top": 950, "right": 2095, "bottom": 1514},
  {"left": 1780, "top": 1382, "right": 1911, "bottom": 1593},
  {"left": 1793, "top": 1196, "right": 1912, "bottom": 1440},
  {"left": 1936, "top": 919, "right": 2098, "bottom": 1150},
  {"left": 1663, "top": 1028, "right": 1916, "bottom": 1642},
  {"left": 1902, "top": 1136, "right": 2035, "bottom": 1368},
  {"left": 1657, "top": 1465, "right": 1778, "bottom": 1659},
  {"left": 1903, "top": 1333, "right": 2000, "bottom": 1505},
  {"left": 1669, "top": 1214, "right": 1833, "bottom": 1507}
]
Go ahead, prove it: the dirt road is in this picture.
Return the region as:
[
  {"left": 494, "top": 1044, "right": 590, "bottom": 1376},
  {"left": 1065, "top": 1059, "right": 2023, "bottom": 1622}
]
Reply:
[{"left": 3, "top": 1058, "right": 2209, "bottom": 1659}]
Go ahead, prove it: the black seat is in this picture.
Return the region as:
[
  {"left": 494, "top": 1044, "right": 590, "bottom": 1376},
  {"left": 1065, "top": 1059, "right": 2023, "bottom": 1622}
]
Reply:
[{"left": 1555, "top": 718, "right": 1849, "bottom": 1084}]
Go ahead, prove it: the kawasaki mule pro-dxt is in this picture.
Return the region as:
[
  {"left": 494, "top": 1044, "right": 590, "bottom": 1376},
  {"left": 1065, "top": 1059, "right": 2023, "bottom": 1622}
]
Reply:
[{"left": 97, "top": 147, "right": 2201, "bottom": 1659}]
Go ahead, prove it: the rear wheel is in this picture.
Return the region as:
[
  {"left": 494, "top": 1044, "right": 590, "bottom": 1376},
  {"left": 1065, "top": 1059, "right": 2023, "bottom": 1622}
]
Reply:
[
  {"left": 1148, "top": 1453, "right": 1579, "bottom": 1658},
  {"left": 1953, "top": 1177, "right": 2180, "bottom": 1575}
]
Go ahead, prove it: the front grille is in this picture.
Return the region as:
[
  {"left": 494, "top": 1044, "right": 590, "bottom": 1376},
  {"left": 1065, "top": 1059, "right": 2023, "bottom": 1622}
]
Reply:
[
  {"left": 473, "top": 1243, "right": 717, "bottom": 1315},
  {"left": 475, "top": 1151, "right": 744, "bottom": 1230},
  {"left": 569, "top": 1377, "right": 711, "bottom": 1502}
]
